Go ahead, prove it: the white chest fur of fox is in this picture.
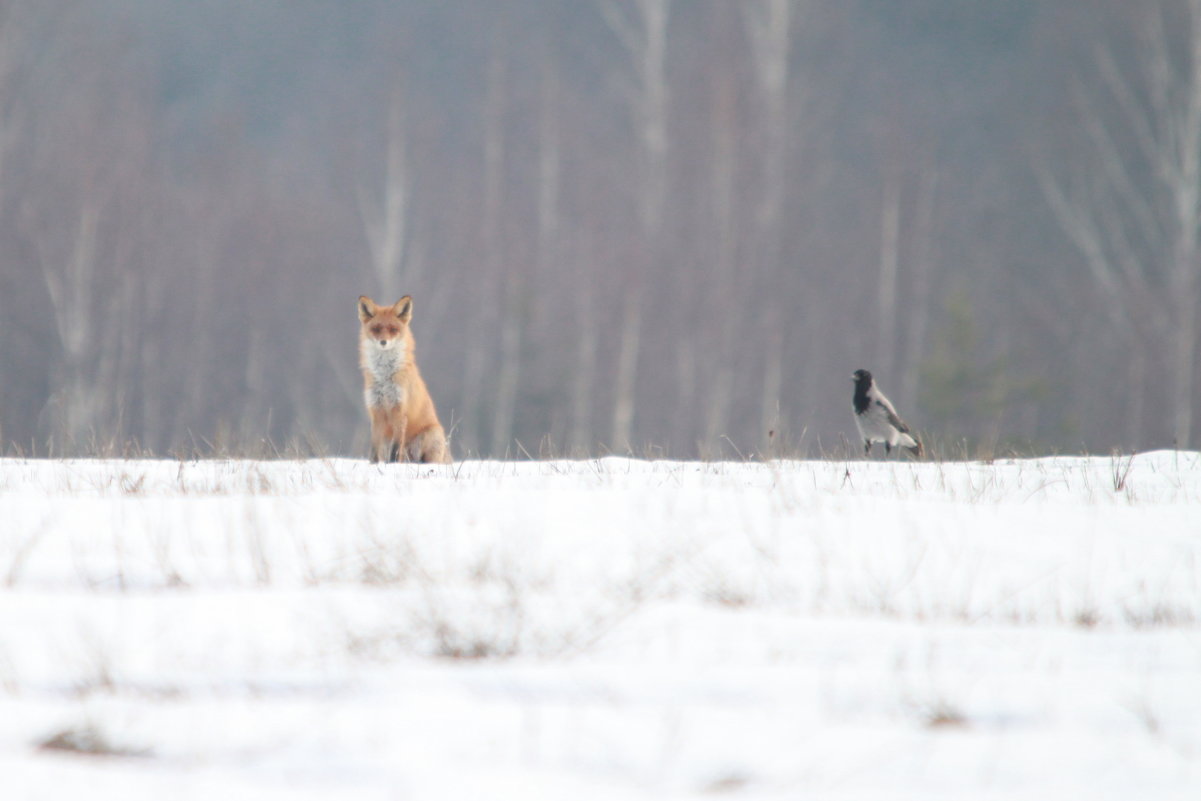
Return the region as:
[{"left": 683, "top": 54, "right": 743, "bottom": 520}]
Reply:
[
  {"left": 361, "top": 339, "right": 407, "bottom": 409},
  {"left": 357, "top": 294, "right": 451, "bottom": 464}
]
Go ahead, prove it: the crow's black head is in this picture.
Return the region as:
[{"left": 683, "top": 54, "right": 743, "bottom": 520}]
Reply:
[{"left": 851, "top": 369, "right": 873, "bottom": 414}]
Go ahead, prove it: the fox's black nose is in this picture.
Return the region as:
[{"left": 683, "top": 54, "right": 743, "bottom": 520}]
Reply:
[{"left": 378, "top": 339, "right": 387, "bottom": 347}]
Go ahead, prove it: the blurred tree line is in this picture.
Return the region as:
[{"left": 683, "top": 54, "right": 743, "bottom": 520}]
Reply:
[{"left": 0, "top": 0, "right": 1194, "bottom": 457}]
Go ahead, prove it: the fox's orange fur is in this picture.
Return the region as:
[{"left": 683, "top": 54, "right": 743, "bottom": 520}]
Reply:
[{"left": 358, "top": 295, "right": 450, "bottom": 463}]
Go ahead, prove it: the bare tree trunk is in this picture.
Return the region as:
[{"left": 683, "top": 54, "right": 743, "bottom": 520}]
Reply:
[
  {"left": 760, "top": 323, "right": 783, "bottom": 455},
  {"left": 358, "top": 84, "right": 415, "bottom": 299},
  {"left": 105, "top": 267, "right": 140, "bottom": 451},
  {"left": 459, "top": 338, "right": 487, "bottom": 457},
  {"left": 899, "top": 169, "right": 937, "bottom": 413},
  {"left": 702, "top": 67, "right": 738, "bottom": 454},
  {"left": 1128, "top": 336, "right": 1147, "bottom": 449},
  {"left": 537, "top": 44, "right": 561, "bottom": 283},
  {"left": 139, "top": 298, "right": 164, "bottom": 449},
  {"left": 484, "top": 43, "right": 521, "bottom": 457},
  {"left": 1170, "top": 251, "right": 1198, "bottom": 446},
  {"left": 630, "top": 0, "right": 670, "bottom": 240},
  {"left": 601, "top": 0, "right": 672, "bottom": 452},
  {"left": 1166, "top": 0, "right": 1201, "bottom": 446},
  {"left": 39, "top": 204, "right": 101, "bottom": 451},
  {"left": 492, "top": 308, "right": 522, "bottom": 456},
  {"left": 743, "top": 0, "right": 801, "bottom": 454},
  {"left": 876, "top": 175, "right": 901, "bottom": 379},
  {"left": 611, "top": 297, "right": 641, "bottom": 452},
  {"left": 702, "top": 350, "right": 734, "bottom": 454},
  {"left": 743, "top": 0, "right": 797, "bottom": 241},
  {"left": 177, "top": 232, "right": 221, "bottom": 453},
  {"left": 672, "top": 337, "right": 696, "bottom": 453},
  {"left": 571, "top": 256, "right": 597, "bottom": 454}
]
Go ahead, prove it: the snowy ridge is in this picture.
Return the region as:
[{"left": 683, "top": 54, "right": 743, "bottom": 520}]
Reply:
[{"left": 1, "top": 453, "right": 1199, "bottom": 799}]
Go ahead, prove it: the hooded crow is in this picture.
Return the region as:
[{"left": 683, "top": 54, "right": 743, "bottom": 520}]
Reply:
[{"left": 852, "top": 369, "right": 922, "bottom": 457}]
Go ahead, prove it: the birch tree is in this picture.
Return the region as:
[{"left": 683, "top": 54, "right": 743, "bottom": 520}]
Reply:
[
  {"left": 742, "top": 0, "right": 811, "bottom": 449},
  {"left": 897, "top": 168, "right": 939, "bottom": 414},
  {"left": 358, "top": 83, "right": 417, "bottom": 300},
  {"left": 36, "top": 205, "right": 102, "bottom": 450},
  {"left": 600, "top": 0, "right": 672, "bottom": 451},
  {"left": 486, "top": 39, "right": 521, "bottom": 456}
]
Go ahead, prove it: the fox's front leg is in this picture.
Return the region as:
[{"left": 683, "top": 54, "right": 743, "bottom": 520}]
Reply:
[
  {"left": 368, "top": 407, "right": 391, "bottom": 463},
  {"left": 382, "top": 410, "right": 408, "bottom": 463},
  {"left": 369, "top": 435, "right": 387, "bottom": 463},
  {"left": 369, "top": 430, "right": 390, "bottom": 463},
  {"left": 392, "top": 414, "right": 408, "bottom": 463}
]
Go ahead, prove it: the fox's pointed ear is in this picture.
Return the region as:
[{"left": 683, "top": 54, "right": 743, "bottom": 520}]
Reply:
[
  {"left": 394, "top": 295, "right": 413, "bottom": 323},
  {"left": 358, "top": 295, "right": 377, "bottom": 322}
]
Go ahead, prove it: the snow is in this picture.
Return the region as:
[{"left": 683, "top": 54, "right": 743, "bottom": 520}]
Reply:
[{"left": 1, "top": 452, "right": 1199, "bottom": 799}]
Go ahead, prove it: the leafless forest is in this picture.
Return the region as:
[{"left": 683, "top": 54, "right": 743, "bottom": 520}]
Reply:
[{"left": 0, "top": 0, "right": 1197, "bottom": 458}]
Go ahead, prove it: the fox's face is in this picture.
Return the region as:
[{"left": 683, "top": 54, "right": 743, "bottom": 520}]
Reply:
[{"left": 358, "top": 295, "right": 413, "bottom": 350}]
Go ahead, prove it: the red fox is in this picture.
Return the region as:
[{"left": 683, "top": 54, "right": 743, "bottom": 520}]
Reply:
[{"left": 358, "top": 295, "right": 450, "bottom": 463}]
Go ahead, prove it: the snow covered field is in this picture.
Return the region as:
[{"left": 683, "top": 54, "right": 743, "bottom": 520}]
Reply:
[{"left": 1, "top": 453, "right": 1199, "bottom": 800}]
